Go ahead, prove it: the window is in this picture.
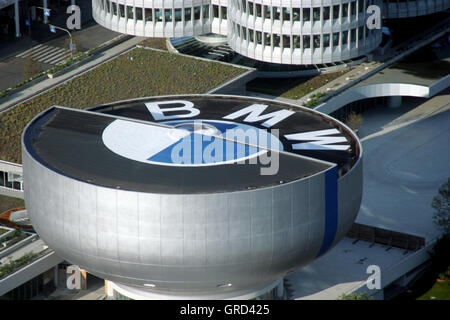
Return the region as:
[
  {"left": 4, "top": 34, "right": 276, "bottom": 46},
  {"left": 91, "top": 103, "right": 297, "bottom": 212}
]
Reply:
[
  {"left": 242, "top": 27, "right": 247, "bottom": 40},
  {"left": 136, "top": 7, "right": 142, "bottom": 20},
  {"left": 249, "top": 29, "right": 254, "bottom": 42},
  {"left": 185, "top": 8, "right": 191, "bottom": 21},
  {"left": 293, "top": 35, "right": 300, "bottom": 48},
  {"left": 359, "top": 0, "right": 364, "bottom": 13},
  {"left": 106, "top": 0, "right": 110, "bottom": 14},
  {"left": 350, "top": 28, "right": 356, "bottom": 43},
  {"left": 333, "top": 32, "right": 339, "bottom": 46},
  {"left": 359, "top": 26, "right": 364, "bottom": 40},
  {"left": 273, "top": 7, "right": 280, "bottom": 20},
  {"left": 175, "top": 9, "right": 182, "bottom": 22},
  {"left": 256, "top": 4, "right": 262, "bottom": 17},
  {"left": 323, "top": 34, "right": 330, "bottom": 47},
  {"left": 351, "top": 2, "right": 357, "bottom": 16},
  {"left": 112, "top": 2, "right": 117, "bottom": 16},
  {"left": 283, "top": 35, "right": 290, "bottom": 48},
  {"left": 342, "top": 3, "right": 348, "bottom": 18},
  {"left": 145, "top": 8, "right": 152, "bottom": 21},
  {"left": 323, "top": 7, "right": 330, "bottom": 20},
  {"left": 155, "top": 9, "right": 162, "bottom": 22},
  {"left": 264, "top": 32, "right": 271, "bottom": 46},
  {"left": 273, "top": 34, "right": 280, "bottom": 47},
  {"left": 293, "top": 8, "right": 300, "bottom": 21},
  {"left": 263, "top": 6, "right": 270, "bottom": 19},
  {"left": 119, "top": 4, "right": 125, "bottom": 18},
  {"left": 283, "top": 7, "right": 290, "bottom": 21},
  {"left": 0, "top": 171, "right": 4, "bottom": 187},
  {"left": 303, "top": 8, "right": 310, "bottom": 22},
  {"left": 333, "top": 5, "right": 339, "bottom": 20},
  {"left": 313, "top": 8, "right": 320, "bottom": 21},
  {"left": 241, "top": 0, "right": 246, "bottom": 13},
  {"left": 303, "top": 35, "right": 310, "bottom": 48},
  {"left": 213, "top": 5, "right": 219, "bottom": 18},
  {"left": 313, "top": 35, "right": 320, "bottom": 48},
  {"left": 165, "top": 9, "right": 172, "bottom": 22},
  {"left": 127, "top": 6, "right": 134, "bottom": 19},
  {"left": 256, "top": 31, "right": 262, "bottom": 44},
  {"left": 342, "top": 30, "right": 348, "bottom": 45},
  {"left": 203, "top": 5, "right": 209, "bottom": 19},
  {"left": 221, "top": 6, "right": 227, "bottom": 19},
  {"left": 249, "top": 2, "right": 254, "bottom": 15},
  {"left": 194, "top": 6, "right": 200, "bottom": 20}
]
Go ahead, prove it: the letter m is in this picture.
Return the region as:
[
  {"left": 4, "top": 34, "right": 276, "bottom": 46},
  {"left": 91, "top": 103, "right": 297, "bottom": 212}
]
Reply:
[
  {"left": 285, "top": 129, "right": 350, "bottom": 151},
  {"left": 223, "top": 104, "right": 294, "bottom": 128}
]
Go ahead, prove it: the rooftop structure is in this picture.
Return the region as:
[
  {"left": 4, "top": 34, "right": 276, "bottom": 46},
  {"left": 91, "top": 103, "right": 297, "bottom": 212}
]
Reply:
[{"left": 22, "top": 95, "right": 362, "bottom": 299}]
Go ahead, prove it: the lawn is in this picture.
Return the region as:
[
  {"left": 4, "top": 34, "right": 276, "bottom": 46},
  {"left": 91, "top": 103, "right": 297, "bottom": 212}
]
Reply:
[
  {"left": 0, "top": 194, "right": 25, "bottom": 214},
  {"left": 0, "top": 47, "right": 247, "bottom": 164},
  {"left": 246, "top": 68, "right": 352, "bottom": 100},
  {"left": 417, "top": 280, "right": 450, "bottom": 300},
  {"left": 139, "top": 38, "right": 168, "bottom": 51}
]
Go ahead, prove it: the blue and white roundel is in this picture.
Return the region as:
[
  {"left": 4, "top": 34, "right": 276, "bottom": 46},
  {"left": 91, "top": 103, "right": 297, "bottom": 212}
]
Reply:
[{"left": 102, "top": 119, "right": 283, "bottom": 166}]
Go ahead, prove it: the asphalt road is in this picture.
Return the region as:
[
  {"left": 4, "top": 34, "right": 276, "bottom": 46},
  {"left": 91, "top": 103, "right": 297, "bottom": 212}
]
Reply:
[{"left": 0, "top": 23, "right": 121, "bottom": 92}]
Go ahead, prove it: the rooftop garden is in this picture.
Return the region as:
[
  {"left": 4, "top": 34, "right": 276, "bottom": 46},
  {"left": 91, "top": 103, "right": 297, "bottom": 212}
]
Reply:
[
  {"left": 0, "top": 251, "right": 39, "bottom": 279},
  {"left": 246, "top": 69, "right": 352, "bottom": 100},
  {"left": 0, "top": 47, "right": 247, "bottom": 164},
  {"left": 0, "top": 195, "right": 25, "bottom": 214},
  {"left": 0, "top": 229, "right": 28, "bottom": 252}
]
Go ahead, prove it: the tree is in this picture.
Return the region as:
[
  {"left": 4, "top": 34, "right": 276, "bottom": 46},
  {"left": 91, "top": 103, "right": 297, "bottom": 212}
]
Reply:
[
  {"left": 432, "top": 178, "right": 450, "bottom": 235},
  {"left": 23, "top": 56, "right": 41, "bottom": 78}
]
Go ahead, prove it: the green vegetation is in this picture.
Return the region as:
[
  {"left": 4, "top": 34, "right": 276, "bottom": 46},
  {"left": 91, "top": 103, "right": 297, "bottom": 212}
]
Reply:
[
  {"left": 0, "top": 195, "right": 25, "bottom": 214},
  {"left": 338, "top": 292, "right": 374, "bottom": 300},
  {"left": 139, "top": 38, "right": 168, "bottom": 51},
  {"left": 0, "top": 36, "right": 168, "bottom": 100},
  {"left": 0, "top": 229, "right": 27, "bottom": 250},
  {"left": 303, "top": 92, "right": 327, "bottom": 108},
  {"left": 432, "top": 178, "right": 450, "bottom": 235},
  {"left": 0, "top": 228, "right": 9, "bottom": 236},
  {"left": 246, "top": 69, "right": 352, "bottom": 99},
  {"left": 0, "top": 48, "right": 246, "bottom": 163},
  {"left": 0, "top": 251, "right": 39, "bottom": 278},
  {"left": 346, "top": 112, "right": 364, "bottom": 131},
  {"left": 417, "top": 280, "right": 450, "bottom": 300}
]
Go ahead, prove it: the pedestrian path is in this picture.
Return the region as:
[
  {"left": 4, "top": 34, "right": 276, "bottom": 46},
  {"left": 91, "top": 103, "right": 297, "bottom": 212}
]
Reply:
[{"left": 15, "top": 44, "right": 71, "bottom": 65}]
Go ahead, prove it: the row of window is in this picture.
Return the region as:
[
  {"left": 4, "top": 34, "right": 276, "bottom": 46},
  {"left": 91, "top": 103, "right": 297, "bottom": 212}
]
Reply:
[
  {"left": 231, "top": 22, "right": 373, "bottom": 49},
  {"left": 0, "top": 170, "right": 23, "bottom": 191},
  {"left": 231, "top": 0, "right": 370, "bottom": 22},
  {"left": 96, "top": 1, "right": 375, "bottom": 24},
  {"left": 97, "top": 0, "right": 211, "bottom": 22}
]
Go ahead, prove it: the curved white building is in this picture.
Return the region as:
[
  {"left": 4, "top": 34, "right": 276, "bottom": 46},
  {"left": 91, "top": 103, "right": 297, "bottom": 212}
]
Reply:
[{"left": 92, "top": 0, "right": 383, "bottom": 65}]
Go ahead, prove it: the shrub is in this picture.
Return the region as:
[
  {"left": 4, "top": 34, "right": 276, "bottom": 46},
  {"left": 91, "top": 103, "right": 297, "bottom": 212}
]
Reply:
[{"left": 346, "top": 112, "right": 364, "bottom": 131}]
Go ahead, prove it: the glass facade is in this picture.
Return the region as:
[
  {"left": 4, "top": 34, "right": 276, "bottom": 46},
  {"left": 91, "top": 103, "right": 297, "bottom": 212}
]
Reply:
[{"left": 0, "top": 171, "right": 23, "bottom": 191}]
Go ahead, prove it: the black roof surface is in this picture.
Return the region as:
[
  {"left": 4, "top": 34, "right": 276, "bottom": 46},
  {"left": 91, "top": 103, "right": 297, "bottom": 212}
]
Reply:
[{"left": 23, "top": 95, "right": 360, "bottom": 194}]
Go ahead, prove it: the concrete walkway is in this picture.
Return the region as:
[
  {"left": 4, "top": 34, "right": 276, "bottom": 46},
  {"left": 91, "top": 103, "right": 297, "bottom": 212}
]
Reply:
[{"left": 0, "top": 36, "right": 144, "bottom": 113}]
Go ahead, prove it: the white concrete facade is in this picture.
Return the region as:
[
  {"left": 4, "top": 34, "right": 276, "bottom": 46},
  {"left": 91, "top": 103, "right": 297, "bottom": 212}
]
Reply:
[{"left": 92, "top": 0, "right": 383, "bottom": 64}]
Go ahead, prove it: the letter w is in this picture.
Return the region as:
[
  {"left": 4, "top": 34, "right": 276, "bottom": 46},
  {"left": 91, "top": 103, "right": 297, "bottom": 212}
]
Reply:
[{"left": 285, "top": 129, "right": 349, "bottom": 151}]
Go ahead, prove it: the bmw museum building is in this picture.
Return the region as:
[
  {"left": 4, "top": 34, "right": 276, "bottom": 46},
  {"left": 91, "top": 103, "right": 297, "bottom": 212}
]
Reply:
[{"left": 22, "top": 95, "right": 362, "bottom": 300}]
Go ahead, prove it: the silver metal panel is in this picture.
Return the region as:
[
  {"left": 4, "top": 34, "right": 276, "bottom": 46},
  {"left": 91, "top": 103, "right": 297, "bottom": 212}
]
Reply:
[{"left": 21, "top": 104, "right": 362, "bottom": 297}]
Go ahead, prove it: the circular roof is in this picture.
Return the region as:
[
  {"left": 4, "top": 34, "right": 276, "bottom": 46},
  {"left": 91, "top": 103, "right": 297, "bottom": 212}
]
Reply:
[{"left": 23, "top": 95, "right": 360, "bottom": 194}]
